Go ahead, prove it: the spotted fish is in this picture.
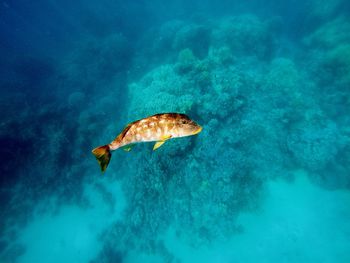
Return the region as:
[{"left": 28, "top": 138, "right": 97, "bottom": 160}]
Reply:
[{"left": 92, "top": 113, "right": 202, "bottom": 172}]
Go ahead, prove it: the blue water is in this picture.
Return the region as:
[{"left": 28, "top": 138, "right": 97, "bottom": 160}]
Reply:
[{"left": 1, "top": 0, "right": 350, "bottom": 262}]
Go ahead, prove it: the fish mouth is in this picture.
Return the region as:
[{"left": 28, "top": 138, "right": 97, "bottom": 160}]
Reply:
[{"left": 193, "top": 126, "right": 202, "bottom": 135}]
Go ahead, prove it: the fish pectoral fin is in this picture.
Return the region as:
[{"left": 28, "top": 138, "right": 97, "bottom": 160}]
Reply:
[
  {"left": 153, "top": 135, "right": 172, "bottom": 151},
  {"left": 153, "top": 141, "right": 165, "bottom": 150},
  {"left": 161, "top": 134, "right": 172, "bottom": 140},
  {"left": 122, "top": 144, "right": 134, "bottom": 152}
]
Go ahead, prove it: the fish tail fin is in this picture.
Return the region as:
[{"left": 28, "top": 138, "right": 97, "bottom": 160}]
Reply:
[{"left": 92, "top": 145, "right": 111, "bottom": 173}]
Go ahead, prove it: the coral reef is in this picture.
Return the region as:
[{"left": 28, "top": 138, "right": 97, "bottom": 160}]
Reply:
[
  {"left": 287, "top": 120, "right": 342, "bottom": 171},
  {"left": 98, "top": 14, "right": 306, "bottom": 254},
  {"left": 98, "top": 13, "right": 350, "bottom": 259}
]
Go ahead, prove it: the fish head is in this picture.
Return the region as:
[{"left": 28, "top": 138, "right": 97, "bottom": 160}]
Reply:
[{"left": 178, "top": 115, "right": 202, "bottom": 136}]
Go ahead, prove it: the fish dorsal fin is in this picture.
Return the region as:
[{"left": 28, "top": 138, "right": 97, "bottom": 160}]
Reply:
[
  {"left": 153, "top": 135, "right": 172, "bottom": 151},
  {"left": 116, "top": 121, "right": 137, "bottom": 142}
]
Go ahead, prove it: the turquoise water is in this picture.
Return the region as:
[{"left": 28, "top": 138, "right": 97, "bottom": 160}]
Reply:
[{"left": 1, "top": 1, "right": 350, "bottom": 262}]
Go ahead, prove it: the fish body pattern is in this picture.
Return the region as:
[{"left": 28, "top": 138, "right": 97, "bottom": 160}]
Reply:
[{"left": 92, "top": 113, "right": 202, "bottom": 172}]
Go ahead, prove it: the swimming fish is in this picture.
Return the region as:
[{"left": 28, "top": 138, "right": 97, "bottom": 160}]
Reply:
[{"left": 92, "top": 113, "right": 202, "bottom": 172}]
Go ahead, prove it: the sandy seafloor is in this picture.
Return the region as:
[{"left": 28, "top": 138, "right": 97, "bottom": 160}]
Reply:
[{"left": 1, "top": 0, "right": 350, "bottom": 262}]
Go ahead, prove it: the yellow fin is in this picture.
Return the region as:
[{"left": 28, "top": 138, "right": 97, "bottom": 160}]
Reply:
[
  {"left": 153, "top": 141, "right": 165, "bottom": 150},
  {"left": 153, "top": 135, "right": 172, "bottom": 151},
  {"left": 162, "top": 135, "right": 172, "bottom": 140}
]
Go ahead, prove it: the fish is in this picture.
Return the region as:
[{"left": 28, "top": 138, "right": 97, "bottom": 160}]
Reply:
[{"left": 92, "top": 113, "right": 202, "bottom": 172}]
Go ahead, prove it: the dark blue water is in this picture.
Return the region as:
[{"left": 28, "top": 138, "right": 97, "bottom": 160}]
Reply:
[{"left": 1, "top": 0, "right": 350, "bottom": 262}]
